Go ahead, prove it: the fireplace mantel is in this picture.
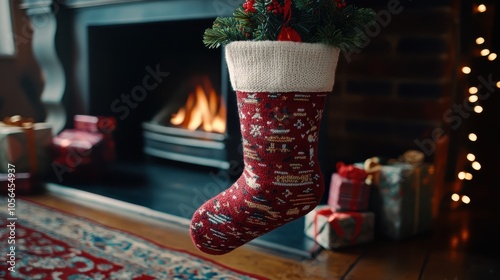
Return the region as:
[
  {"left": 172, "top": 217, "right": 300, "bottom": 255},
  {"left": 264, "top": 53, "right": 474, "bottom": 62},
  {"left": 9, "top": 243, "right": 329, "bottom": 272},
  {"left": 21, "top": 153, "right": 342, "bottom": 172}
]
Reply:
[
  {"left": 21, "top": 0, "right": 238, "bottom": 131},
  {"left": 21, "top": 0, "right": 66, "bottom": 134}
]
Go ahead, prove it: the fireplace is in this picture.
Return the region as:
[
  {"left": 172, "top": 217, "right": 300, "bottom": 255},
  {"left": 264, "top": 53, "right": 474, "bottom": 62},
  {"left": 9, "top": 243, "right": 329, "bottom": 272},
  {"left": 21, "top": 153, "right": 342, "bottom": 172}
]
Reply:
[{"left": 87, "top": 18, "right": 241, "bottom": 169}]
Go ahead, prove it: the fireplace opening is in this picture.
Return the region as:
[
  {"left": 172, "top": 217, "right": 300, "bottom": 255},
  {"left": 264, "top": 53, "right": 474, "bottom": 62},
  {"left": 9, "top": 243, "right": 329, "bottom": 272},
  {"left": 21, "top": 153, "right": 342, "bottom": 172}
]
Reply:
[
  {"left": 88, "top": 18, "right": 241, "bottom": 168},
  {"left": 143, "top": 73, "right": 235, "bottom": 169},
  {"left": 168, "top": 75, "right": 226, "bottom": 134}
]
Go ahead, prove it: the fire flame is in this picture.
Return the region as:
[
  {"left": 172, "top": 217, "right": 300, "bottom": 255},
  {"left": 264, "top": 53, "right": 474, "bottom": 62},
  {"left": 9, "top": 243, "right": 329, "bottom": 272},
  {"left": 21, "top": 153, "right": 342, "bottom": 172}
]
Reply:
[{"left": 170, "top": 77, "right": 226, "bottom": 134}]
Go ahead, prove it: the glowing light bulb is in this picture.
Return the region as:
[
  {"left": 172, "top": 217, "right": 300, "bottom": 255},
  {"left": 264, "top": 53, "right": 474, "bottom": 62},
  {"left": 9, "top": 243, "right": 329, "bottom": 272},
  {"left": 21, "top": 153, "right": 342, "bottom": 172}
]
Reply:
[
  {"left": 465, "top": 173, "right": 473, "bottom": 180},
  {"left": 497, "top": 82, "right": 500, "bottom": 88},
  {"left": 458, "top": 172, "right": 466, "bottom": 180},
  {"left": 469, "top": 95, "right": 478, "bottom": 103},
  {"left": 462, "top": 67, "right": 472, "bottom": 74},
  {"left": 469, "top": 87, "right": 478, "bottom": 94},
  {"left": 478, "top": 4, "right": 487, "bottom": 13},
  {"left": 451, "top": 193, "right": 460, "bottom": 202},
  {"left": 461, "top": 229, "right": 469, "bottom": 240},
  {"left": 474, "top": 106, "right": 483, "bottom": 113},
  {"left": 481, "top": 49, "right": 490, "bottom": 56},
  {"left": 469, "top": 133, "right": 477, "bottom": 142},
  {"left": 467, "top": 153, "right": 476, "bottom": 161},
  {"left": 476, "top": 37, "right": 485, "bottom": 45},
  {"left": 488, "top": 53, "right": 497, "bottom": 61},
  {"left": 462, "top": 195, "right": 471, "bottom": 204},
  {"left": 472, "top": 161, "right": 481, "bottom": 170}
]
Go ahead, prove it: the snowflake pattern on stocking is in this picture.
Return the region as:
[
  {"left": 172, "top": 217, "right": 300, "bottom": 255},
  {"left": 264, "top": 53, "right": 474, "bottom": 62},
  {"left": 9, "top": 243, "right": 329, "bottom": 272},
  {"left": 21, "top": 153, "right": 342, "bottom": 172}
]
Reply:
[{"left": 190, "top": 91, "right": 328, "bottom": 255}]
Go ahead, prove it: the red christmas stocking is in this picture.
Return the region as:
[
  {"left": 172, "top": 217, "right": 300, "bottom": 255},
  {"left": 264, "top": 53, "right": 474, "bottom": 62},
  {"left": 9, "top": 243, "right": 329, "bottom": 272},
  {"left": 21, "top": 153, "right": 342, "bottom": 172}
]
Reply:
[{"left": 190, "top": 41, "right": 340, "bottom": 255}]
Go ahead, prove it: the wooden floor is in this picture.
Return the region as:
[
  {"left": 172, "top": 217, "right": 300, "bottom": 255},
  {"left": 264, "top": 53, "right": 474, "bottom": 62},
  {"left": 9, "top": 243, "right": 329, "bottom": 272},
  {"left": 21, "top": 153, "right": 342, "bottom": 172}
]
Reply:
[{"left": 25, "top": 191, "right": 500, "bottom": 280}]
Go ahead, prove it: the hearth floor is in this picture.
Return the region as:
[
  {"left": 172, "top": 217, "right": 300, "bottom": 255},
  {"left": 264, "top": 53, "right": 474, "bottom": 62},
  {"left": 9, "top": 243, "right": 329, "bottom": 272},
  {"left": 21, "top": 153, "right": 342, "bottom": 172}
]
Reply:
[{"left": 45, "top": 157, "right": 320, "bottom": 259}]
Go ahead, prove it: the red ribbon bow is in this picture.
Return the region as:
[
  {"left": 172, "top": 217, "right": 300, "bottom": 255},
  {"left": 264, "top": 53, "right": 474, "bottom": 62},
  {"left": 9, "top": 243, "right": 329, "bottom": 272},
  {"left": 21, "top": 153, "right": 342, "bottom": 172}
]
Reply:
[
  {"left": 336, "top": 162, "right": 368, "bottom": 182},
  {"left": 277, "top": 0, "right": 302, "bottom": 42},
  {"left": 313, "top": 208, "right": 365, "bottom": 246}
]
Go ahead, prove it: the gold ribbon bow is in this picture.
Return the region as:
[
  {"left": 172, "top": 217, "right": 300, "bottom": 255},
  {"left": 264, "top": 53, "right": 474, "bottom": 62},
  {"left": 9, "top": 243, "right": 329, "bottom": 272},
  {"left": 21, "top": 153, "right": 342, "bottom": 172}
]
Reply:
[
  {"left": 399, "top": 150, "right": 425, "bottom": 166},
  {"left": 363, "top": 157, "right": 382, "bottom": 185},
  {"left": 2, "top": 115, "right": 35, "bottom": 129},
  {"left": 1, "top": 115, "right": 38, "bottom": 174}
]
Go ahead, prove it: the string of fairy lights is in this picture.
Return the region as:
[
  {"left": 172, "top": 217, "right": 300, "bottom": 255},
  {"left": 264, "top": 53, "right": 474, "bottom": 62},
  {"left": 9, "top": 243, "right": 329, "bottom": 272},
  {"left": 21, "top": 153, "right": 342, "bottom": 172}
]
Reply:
[{"left": 452, "top": 2, "right": 499, "bottom": 205}]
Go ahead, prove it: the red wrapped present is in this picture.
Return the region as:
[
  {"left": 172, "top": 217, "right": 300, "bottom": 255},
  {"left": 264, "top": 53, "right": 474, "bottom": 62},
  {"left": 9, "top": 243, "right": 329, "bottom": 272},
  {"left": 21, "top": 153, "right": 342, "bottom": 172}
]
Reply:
[
  {"left": 74, "top": 115, "right": 116, "bottom": 162},
  {"left": 52, "top": 130, "right": 105, "bottom": 174},
  {"left": 328, "top": 162, "right": 371, "bottom": 211},
  {"left": 304, "top": 205, "right": 374, "bottom": 249},
  {"left": 74, "top": 115, "right": 116, "bottom": 134}
]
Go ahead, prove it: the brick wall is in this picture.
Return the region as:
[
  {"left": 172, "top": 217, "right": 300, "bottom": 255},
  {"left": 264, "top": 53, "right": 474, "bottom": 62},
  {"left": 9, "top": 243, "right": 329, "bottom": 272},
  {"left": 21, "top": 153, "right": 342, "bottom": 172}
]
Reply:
[{"left": 325, "top": 0, "right": 456, "bottom": 166}]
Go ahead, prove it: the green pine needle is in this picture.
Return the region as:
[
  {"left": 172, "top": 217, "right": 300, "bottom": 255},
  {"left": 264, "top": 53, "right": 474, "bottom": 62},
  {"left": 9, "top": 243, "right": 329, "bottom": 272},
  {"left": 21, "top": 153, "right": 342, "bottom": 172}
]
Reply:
[{"left": 203, "top": 1, "right": 376, "bottom": 50}]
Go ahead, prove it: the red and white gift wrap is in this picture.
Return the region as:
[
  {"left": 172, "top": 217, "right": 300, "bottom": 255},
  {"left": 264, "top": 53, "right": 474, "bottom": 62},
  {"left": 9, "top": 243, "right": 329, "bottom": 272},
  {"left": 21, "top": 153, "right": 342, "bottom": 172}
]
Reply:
[
  {"left": 73, "top": 115, "right": 116, "bottom": 162},
  {"left": 304, "top": 205, "right": 374, "bottom": 249},
  {"left": 328, "top": 162, "right": 370, "bottom": 211},
  {"left": 52, "top": 129, "right": 105, "bottom": 167},
  {"left": 74, "top": 115, "right": 116, "bottom": 134}
]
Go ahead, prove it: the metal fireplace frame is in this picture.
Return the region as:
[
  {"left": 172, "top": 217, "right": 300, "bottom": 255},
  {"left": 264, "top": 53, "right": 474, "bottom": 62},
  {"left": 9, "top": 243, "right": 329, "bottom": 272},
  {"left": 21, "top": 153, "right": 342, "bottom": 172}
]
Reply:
[
  {"left": 142, "top": 123, "right": 232, "bottom": 169},
  {"left": 141, "top": 42, "right": 238, "bottom": 170}
]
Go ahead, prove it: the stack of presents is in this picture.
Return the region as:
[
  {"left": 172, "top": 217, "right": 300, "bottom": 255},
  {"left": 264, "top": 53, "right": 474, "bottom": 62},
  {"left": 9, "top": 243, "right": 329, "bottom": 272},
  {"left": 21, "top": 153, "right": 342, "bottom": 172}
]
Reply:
[
  {"left": 305, "top": 151, "right": 435, "bottom": 249},
  {"left": 0, "top": 115, "right": 116, "bottom": 194},
  {"left": 1, "top": 113, "right": 436, "bottom": 248}
]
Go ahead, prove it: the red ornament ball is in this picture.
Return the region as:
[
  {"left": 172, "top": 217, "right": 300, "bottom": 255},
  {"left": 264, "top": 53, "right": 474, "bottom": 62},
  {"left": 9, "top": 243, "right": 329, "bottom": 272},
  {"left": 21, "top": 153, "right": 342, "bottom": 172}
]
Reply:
[{"left": 278, "top": 27, "right": 302, "bottom": 42}]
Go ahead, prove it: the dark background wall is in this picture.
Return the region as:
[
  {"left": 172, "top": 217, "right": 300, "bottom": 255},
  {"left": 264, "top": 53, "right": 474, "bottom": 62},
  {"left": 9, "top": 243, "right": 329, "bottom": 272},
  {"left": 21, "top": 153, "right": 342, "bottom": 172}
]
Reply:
[{"left": 327, "top": 0, "right": 455, "bottom": 162}]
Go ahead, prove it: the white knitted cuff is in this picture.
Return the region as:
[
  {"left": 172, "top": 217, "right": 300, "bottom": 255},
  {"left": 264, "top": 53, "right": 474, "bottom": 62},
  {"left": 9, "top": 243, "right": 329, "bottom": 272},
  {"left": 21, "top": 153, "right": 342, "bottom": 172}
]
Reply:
[{"left": 225, "top": 41, "right": 340, "bottom": 93}]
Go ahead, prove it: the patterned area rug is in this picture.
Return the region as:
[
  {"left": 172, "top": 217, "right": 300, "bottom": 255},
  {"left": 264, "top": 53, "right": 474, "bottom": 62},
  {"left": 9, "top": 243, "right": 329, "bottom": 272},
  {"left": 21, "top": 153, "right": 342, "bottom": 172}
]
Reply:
[{"left": 0, "top": 199, "right": 267, "bottom": 279}]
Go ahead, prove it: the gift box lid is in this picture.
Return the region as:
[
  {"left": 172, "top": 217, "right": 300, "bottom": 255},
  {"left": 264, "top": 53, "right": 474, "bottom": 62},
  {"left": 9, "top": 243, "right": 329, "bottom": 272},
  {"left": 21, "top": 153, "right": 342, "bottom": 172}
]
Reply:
[
  {"left": 53, "top": 129, "right": 104, "bottom": 149},
  {"left": 0, "top": 122, "right": 52, "bottom": 134},
  {"left": 74, "top": 115, "right": 116, "bottom": 134},
  {"left": 0, "top": 172, "right": 30, "bottom": 181}
]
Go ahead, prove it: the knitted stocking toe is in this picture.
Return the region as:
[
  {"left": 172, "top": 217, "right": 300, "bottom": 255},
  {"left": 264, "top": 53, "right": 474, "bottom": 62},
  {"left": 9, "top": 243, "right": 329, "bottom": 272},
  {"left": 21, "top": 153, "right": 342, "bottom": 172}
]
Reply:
[{"left": 190, "top": 91, "right": 327, "bottom": 254}]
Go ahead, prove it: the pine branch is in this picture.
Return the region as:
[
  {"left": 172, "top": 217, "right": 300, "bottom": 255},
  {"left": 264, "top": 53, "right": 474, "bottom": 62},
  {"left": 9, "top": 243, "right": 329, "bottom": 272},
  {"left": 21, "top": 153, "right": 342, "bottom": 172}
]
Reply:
[
  {"left": 233, "top": 7, "right": 252, "bottom": 23},
  {"left": 202, "top": 0, "right": 376, "bottom": 49},
  {"left": 203, "top": 17, "right": 246, "bottom": 48}
]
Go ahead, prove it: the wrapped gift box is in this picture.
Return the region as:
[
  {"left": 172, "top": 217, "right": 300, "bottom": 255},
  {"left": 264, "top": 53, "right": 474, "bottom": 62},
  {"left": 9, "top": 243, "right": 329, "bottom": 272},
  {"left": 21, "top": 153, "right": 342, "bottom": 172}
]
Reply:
[
  {"left": 328, "top": 173, "right": 370, "bottom": 211},
  {"left": 53, "top": 129, "right": 105, "bottom": 168},
  {"left": 74, "top": 115, "right": 116, "bottom": 134},
  {"left": 0, "top": 173, "right": 41, "bottom": 195},
  {"left": 369, "top": 163, "right": 434, "bottom": 240},
  {"left": 52, "top": 129, "right": 107, "bottom": 181},
  {"left": 74, "top": 115, "right": 116, "bottom": 162},
  {"left": 304, "top": 205, "right": 374, "bottom": 249},
  {"left": 0, "top": 121, "right": 53, "bottom": 176}
]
